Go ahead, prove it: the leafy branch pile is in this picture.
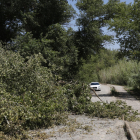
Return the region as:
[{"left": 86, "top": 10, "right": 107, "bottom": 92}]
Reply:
[
  {"left": 0, "top": 47, "right": 91, "bottom": 139},
  {"left": 0, "top": 47, "right": 139, "bottom": 139},
  {"left": 87, "top": 100, "right": 138, "bottom": 122}
]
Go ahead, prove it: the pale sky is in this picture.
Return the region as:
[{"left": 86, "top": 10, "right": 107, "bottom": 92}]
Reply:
[{"left": 67, "top": 0, "right": 134, "bottom": 50}]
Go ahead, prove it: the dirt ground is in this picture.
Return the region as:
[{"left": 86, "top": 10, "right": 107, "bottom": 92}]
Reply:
[
  {"left": 28, "top": 115, "right": 127, "bottom": 140},
  {"left": 28, "top": 84, "right": 140, "bottom": 140}
]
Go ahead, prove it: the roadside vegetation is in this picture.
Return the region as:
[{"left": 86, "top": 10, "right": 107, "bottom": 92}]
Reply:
[
  {"left": 0, "top": 46, "right": 139, "bottom": 139},
  {"left": 76, "top": 49, "right": 119, "bottom": 83},
  {"left": 110, "top": 87, "right": 119, "bottom": 96},
  {"left": 1, "top": 0, "right": 140, "bottom": 139},
  {"left": 99, "top": 59, "right": 140, "bottom": 88},
  {"left": 98, "top": 58, "right": 140, "bottom": 98}
]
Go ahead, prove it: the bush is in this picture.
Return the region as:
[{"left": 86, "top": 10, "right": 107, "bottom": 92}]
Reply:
[
  {"left": 0, "top": 47, "right": 139, "bottom": 139},
  {"left": 110, "top": 87, "right": 119, "bottom": 96},
  {"left": 86, "top": 100, "right": 138, "bottom": 121},
  {"left": 99, "top": 58, "right": 140, "bottom": 86},
  {"left": 0, "top": 47, "right": 68, "bottom": 137}
]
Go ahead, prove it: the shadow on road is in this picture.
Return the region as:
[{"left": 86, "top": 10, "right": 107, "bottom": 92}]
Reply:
[
  {"left": 116, "top": 92, "right": 138, "bottom": 101},
  {"left": 91, "top": 93, "right": 111, "bottom": 97},
  {"left": 91, "top": 91, "right": 138, "bottom": 101}
]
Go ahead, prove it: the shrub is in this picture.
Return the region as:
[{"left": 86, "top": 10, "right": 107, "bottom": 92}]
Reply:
[
  {"left": 0, "top": 47, "right": 139, "bottom": 139},
  {"left": 99, "top": 58, "right": 140, "bottom": 86}
]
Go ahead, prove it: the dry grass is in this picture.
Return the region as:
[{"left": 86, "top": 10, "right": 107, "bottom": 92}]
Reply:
[{"left": 27, "top": 117, "right": 94, "bottom": 139}]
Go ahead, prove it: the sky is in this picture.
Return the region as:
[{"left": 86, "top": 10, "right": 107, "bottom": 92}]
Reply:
[{"left": 67, "top": 0, "right": 134, "bottom": 50}]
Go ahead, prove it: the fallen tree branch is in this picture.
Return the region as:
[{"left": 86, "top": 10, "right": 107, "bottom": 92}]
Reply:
[{"left": 90, "top": 88, "right": 104, "bottom": 103}]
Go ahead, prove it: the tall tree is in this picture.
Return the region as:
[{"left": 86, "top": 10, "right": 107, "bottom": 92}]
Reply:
[
  {"left": 0, "top": 0, "right": 21, "bottom": 42},
  {"left": 105, "top": 0, "right": 140, "bottom": 61},
  {"left": 74, "top": 0, "right": 112, "bottom": 61},
  {"left": 0, "top": 0, "right": 76, "bottom": 42}
]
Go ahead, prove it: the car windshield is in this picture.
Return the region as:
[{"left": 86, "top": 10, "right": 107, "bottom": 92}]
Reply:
[{"left": 90, "top": 82, "right": 99, "bottom": 85}]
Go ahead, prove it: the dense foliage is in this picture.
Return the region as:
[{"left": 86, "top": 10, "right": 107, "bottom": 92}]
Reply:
[
  {"left": 0, "top": 0, "right": 76, "bottom": 42},
  {"left": 0, "top": 46, "right": 91, "bottom": 138},
  {"left": 75, "top": 0, "right": 112, "bottom": 61},
  {"left": 1, "top": 0, "right": 140, "bottom": 139},
  {"left": 75, "top": 49, "right": 119, "bottom": 83},
  {"left": 99, "top": 58, "right": 140, "bottom": 88},
  {"left": 106, "top": 0, "right": 140, "bottom": 61},
  {"left": 0, "top": 46, "right": 139, "bottom": 139},
  {"left": 10, "top": 25, "right": 79, "bottom": 79}
]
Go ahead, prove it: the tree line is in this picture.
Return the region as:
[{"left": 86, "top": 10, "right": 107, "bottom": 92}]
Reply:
[{"left": 1, "top": 0, "right": 140, "bottom": 79}]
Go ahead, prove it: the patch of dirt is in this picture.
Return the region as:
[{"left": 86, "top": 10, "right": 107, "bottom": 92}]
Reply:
[
  {"left": 129, "top": 121, "right": 140, "bottom": 140},
  {"left": 28, "top": 114, "right": 127, "bottom": 140}
]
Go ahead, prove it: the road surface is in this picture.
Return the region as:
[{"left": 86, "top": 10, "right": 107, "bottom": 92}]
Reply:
[{"left": 91, "top": 84, "right": 116, "bottom": 103}]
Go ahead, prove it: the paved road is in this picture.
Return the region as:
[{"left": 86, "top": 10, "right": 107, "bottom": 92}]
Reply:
[
  {"left": 111, "top": 84, "right": 140, "bottom": 113},
  {"left": 91, "top": 84, "right": 116, "bottom": 103},
  {"left": 91, "top": 84, "right": 140, "bottom": 113},
  {"left": 111, "top": 85, "right": 140, "bottom": 140}
]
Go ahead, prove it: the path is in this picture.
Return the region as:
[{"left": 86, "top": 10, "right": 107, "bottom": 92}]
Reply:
[
  {"left": 111, "top": 85, "right": 140, "bottom": 140},
  {"left": 111, "top": 85, "right": 140, "bottom": 113},
  {"left": 28, "top": 84, "right": 130, "bottom": 140},
  {"left": 91, "top": 84, "right": 116, "bottom": 103}
]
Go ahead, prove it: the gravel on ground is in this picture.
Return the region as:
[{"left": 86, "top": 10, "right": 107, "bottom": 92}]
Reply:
[
  {"left": 28, "top": 84, "right": 140, "bottom": 140},
  {"left": 28, "top": 115, "right": 127, "bottom": 140}
]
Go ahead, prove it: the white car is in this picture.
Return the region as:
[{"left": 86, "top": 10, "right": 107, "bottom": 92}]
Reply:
[{"left": 90, "top": 82, "right": 101, "bottom": 91}]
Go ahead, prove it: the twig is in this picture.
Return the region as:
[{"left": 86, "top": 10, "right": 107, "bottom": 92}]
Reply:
[
  {"left": 4, "top": 115, "right": 10, "bottom": 127},
  {"left": 90, "top": 88, "right": 104, "bottom": 103}
]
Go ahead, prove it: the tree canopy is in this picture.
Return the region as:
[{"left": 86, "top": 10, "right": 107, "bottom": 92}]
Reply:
[
  {"left": 106, "top": 0, "right": 140, "bottom": 61},
  {"left": 0, "top": 0, "right": 76, "bottom": 42},
  {"left": 75, "top": 0, "right": 112, "bottom": 61}
]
